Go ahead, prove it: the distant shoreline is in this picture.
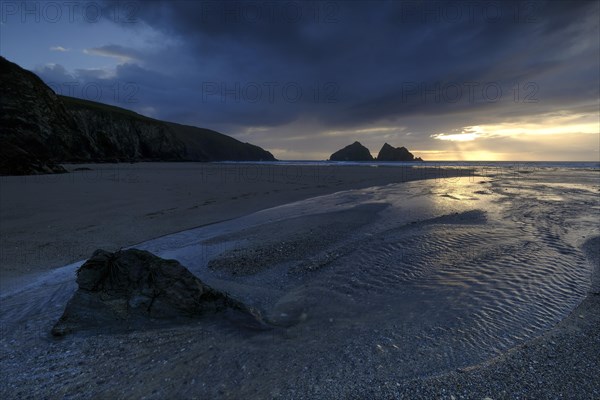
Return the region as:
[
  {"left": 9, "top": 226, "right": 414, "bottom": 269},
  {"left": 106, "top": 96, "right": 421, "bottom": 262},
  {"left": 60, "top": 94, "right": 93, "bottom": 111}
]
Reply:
[
  {"left": 63, "top": 159, "right": 600, "bottom": 168},
  {"left": 1, "top": 160, "right": 597, "bottom": 179}
]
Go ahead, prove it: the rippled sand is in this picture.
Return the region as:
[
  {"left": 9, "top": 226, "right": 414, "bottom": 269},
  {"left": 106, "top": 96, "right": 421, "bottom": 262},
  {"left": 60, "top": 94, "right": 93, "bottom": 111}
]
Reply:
[{"left": 1, "top": 168, "right": 598, "bottom": 398}]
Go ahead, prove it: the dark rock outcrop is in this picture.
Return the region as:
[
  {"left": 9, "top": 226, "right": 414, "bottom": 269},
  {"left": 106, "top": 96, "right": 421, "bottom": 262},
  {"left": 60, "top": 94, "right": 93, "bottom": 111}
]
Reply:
[
  {"left": 52, "top": 249, "right": 263, "bottom": 336},
  {"left": 329, "top": 141, "right": 373, "bottom": 161},
  {"left": 377, "top": 143, "right": 421, "bottom": 161},
  {"left": 0, "top": 57, "right": 78, "bottom": 174},
  {"left": 164, "top": 121, "right": 276, "bottom": 162},
  {"left": 0, "top": 56, "right": 276, "bottom": 175},
  {"left": 60, "top": 97, "right": 186, "bottom": 162},
  {"left": 61, "top": 96, "right": 276, "bottom": 162}
]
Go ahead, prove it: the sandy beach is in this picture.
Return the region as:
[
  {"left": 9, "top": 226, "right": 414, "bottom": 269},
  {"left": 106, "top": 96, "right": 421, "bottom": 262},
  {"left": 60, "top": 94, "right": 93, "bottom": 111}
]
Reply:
[
  {"left": 1, "top": 163, "right": 599, "bottom": 399},
  {"left": 0, "top": 163, "right": 469, "bottom": 285}
]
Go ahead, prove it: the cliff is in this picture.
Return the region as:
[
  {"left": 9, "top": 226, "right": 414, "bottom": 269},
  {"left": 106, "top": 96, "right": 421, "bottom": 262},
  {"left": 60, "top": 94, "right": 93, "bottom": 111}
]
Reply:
[
  {"left": 0, "top": 57, "right": 275, "bottom": 175},
  {"left": 0, "top": 57, "right": 79, "bottom": 174},
  {"left": 61, "top": 96, "right": 276, "bottom": 163}
]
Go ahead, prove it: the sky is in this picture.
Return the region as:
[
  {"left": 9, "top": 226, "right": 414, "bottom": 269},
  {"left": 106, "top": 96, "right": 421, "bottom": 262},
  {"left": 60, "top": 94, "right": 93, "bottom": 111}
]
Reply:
[{"left": 1, "top": 0, "right": 599, "bottom": 161}]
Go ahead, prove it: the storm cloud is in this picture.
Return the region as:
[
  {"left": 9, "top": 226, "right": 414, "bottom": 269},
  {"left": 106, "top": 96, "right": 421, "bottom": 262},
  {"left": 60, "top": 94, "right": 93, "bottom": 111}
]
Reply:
[{"left": 4, "top": 0, "right": 598, "bottom": 159}]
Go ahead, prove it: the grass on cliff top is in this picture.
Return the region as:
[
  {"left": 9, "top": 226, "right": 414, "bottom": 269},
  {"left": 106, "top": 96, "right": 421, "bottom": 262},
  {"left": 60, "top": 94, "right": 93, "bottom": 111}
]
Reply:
[
  {"left": 59, "top": 95, "right": 158, "bottom": 123},
  {"left": 59, "top": 95, "right": 276, "bottom": 161}
]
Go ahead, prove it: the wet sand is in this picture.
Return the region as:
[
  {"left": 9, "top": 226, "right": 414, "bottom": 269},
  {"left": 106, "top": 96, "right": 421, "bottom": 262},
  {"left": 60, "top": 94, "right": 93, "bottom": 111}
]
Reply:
[
  {"left": 1, "top": 164, "right": 599, "bottom": 399},
  {"left": 376, "top": 236, "right": 600, "bottom": 400},
  {"left": 0, "top": 162, "right": 468, "bottom": 286}
]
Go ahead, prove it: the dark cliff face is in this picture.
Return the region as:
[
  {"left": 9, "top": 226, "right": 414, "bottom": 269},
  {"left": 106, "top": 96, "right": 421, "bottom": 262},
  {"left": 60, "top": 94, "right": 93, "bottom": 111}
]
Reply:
[
  {"left": 0, "top": 57, "right": 276, "bottom": 175},
  {"left": 0, "top": 57, "right": 78, "bottom": 174},
  {"left": 377, "top": 143, "right": 422, "bottom": 161},
  {"left": 61, "top": 96, "right": 186, "bottom": 162},
  {"left": 165, "top": 122, "right": 276, "bottom": 162},
  {"left": 62, "top": 97, "right": 276, "bottom": 162},
  {"left": 329, "top": 141, "right": 374, "bottom": 161}
]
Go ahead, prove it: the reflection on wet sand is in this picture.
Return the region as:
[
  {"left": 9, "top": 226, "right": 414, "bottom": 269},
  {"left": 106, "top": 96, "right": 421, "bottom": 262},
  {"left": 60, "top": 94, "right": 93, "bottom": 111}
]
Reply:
[{"left": 1, "top": 168, "right": 598, "bottom": 398}]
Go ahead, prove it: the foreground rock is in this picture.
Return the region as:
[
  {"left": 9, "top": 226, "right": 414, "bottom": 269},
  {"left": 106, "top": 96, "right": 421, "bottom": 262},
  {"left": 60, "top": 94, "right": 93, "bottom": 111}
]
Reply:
[
  {"left": 376, "top": 142, "right": 423, "bottom": 161},
  {"left": 52, "top": 249, "right": 262, "bottom": 336},
  {"left": 329, "top": 141, "right": 374, "bottom": 161}
]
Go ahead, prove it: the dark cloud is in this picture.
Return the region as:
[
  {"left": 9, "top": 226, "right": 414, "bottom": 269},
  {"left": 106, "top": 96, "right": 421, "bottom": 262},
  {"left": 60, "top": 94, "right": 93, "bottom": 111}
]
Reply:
[{"left": 36, "top": 0, "right": 600, "bottom": 158}]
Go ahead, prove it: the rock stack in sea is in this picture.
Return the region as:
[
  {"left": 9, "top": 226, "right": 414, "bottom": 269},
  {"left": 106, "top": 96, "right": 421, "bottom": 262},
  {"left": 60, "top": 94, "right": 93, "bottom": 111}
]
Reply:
[
  {"left": 329, "top": 141, "right": 423, "bottom": 162},
  {"left": 329, "top": 141, "right": 374, "bottom": 161},
  {"left": 377, "top": 142, "right": 422, "bottom": 161}
]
